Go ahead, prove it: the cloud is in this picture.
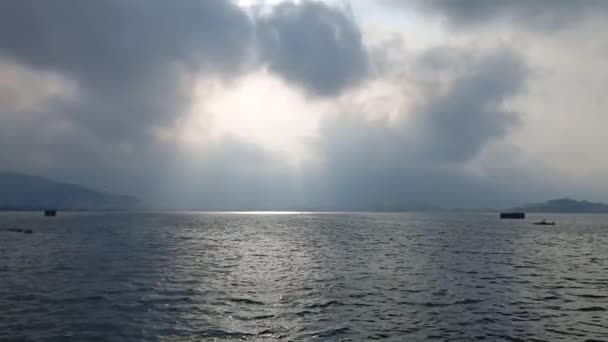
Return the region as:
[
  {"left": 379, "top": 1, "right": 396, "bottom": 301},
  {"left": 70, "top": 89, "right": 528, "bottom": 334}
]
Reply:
[
  {"left": 373, "top": 0, "right": 608, "bottom": 204},
  {"left": 0, "top": 0, "right": 256, "bottom": 142},
  {"left": 257, "top": 1, "right": 369, "bottom": 96},
  {"left": 0, "top": 0, "right": 368, "bottom": 140},
  {"left": 388, "top": 0, "right": 608, "bottom": 30},
  {"left": 412, "top": 49, "right": 527, "bottom": 163},
  {"left": 0, "top": 0, "right": 369, "bottom": 202},
  {"left": 162, "top": 136, "right": 304, "bottom": 210},
  {"left": 0, "top": 0, "right": 597, "bottom": 209},
  {"left": 316, "top": 47, "right": 533, "bottom": 209}
]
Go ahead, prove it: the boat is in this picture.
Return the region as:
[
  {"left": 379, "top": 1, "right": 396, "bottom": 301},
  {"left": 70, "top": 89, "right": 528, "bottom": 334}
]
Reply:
[
  {"left": 500, "top": 212, "right": 525, "bottom": 219},
  {"left": 533, "top": 220, "right": 555, "bottom": 226},
  {"left": 44, "top": 209, "right": 57, "bottom": 217}
]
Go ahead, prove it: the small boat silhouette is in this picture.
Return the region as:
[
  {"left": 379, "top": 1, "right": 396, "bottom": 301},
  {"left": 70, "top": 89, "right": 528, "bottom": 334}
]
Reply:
[
  {"left": 500, "top": 212, "right": 525, "bottom": 219},
  {"left": 533, "top": 219, "right": 555, "bottom": 226}
]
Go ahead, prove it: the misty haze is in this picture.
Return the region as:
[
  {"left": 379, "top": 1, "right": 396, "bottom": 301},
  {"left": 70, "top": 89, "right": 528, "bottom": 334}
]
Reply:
[{"left": 1, "top": 1, "right": 607, "bottom": 341}]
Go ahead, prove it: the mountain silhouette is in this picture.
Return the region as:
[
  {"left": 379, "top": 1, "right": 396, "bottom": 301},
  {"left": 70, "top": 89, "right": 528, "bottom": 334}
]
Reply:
[{"left": 0, "top": 172, "right": 140, "bottom": 211}]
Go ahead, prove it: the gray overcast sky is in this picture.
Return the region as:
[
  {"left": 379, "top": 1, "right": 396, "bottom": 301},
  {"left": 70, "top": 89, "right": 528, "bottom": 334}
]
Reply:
[{"left": 1, "top": 0, "right": 607, "bottom": 210}]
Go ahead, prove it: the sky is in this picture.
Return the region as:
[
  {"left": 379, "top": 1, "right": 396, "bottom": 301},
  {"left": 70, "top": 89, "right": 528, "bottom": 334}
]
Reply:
[{"left": 1, "top": 0, "right": 607, "bottom": 210}]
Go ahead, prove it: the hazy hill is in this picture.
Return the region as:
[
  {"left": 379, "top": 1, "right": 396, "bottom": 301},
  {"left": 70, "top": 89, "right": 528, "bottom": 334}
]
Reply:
[
  {"left": 512, "top": 198, "right": 608, "bottom": 213},
  {"left": 0, "top": 172, "right": 140, "bottom": 211}
]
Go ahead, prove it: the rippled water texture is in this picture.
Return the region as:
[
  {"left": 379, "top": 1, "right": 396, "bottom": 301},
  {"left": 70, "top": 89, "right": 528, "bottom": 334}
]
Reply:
[{"left": 1, "top": 212, "right": 607, "bottom": 341}]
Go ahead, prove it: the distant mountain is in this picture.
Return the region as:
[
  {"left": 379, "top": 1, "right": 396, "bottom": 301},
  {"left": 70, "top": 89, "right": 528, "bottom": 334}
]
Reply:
[
  {"left": 0, "top": 172, "right": 140, "bottom": 211},
  {"left": 512, "top": 198, "right": 608, "bottom": 213}
]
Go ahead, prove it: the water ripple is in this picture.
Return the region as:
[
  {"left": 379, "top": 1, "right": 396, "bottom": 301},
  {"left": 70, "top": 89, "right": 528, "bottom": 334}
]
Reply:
[{"left": 1, "top": 212, "right": 608, "bottom": 341}]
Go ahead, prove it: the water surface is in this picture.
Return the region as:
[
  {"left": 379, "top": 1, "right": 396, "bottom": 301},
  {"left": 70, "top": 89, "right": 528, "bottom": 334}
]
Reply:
[{"left": 1, "top": 212, "right": 607, "bottom": 341}]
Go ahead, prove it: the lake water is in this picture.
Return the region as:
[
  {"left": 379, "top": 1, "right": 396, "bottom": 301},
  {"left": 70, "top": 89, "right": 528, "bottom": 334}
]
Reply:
[{"left": 1, "top": 212, "right": 607, "bottom": 341}]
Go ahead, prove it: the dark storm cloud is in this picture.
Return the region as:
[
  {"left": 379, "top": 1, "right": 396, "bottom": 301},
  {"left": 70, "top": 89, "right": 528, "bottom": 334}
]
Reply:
[
  {"left": 413, "top": 50, "right": 526, "bottom": 162},
  {"left": 391, "top": 0, "right": 608, "bottom": 30},
  {"left": 0, "top": 0, "right": 254, "bottom": 139},
  {"left": 257, "top": 1, "right": 369, "bottom": 96},
  {"left": 0, "top": 0, "right": 262, "bottom": 199},
  {"left": 0, "top": 0, "right": 253, "bottom": 76},
  {"left": 0, "top": 0, "right": 367, "bottom": 140},
  {"left": 316, "top": 48, "right": 533, "bottom": 209},
  {"left": 0, "top": 1, "right": 556, "bottom": 209},
  {"left": 0, "top": 0, "right": 370, "bottom": 202}
]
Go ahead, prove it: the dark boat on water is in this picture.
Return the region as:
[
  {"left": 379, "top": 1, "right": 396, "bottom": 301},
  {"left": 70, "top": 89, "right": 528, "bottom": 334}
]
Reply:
[
  {"left": 500, "top": 212, "right": 525, "bottom": 219},
  {"left": 44, "top": 210, "right": 57, "bottom": 217},
  {"left": 533, "top": 220, "right": 555, "bottom": 226}
]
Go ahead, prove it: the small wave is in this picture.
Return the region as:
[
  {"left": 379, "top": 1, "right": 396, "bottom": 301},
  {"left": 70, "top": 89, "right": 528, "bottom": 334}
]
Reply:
[
  {"left": 399, "top": 301, "right": 450, "bottom": 308},
  {"left": 573, "top": 294, "right": 608, "bottom": 299},
  {"left": 83, "top": 295, "right": 110, "bottom": 302},
  {"left": 581, "top": 321, "right": 608, "bottom": 329},
  {"left": 137, "top": 296, "right": 195, "bottom": 305},
  {"left": 348, "top": 292, "right": 371, "bottom": 299},
  {"left": 453, "top": 298, "right": 483, "bottom": 305},
  {"left": 541, "top": 295, "right": 560, "bottom": 300},
  {"left": 232, "top": 314, "right": 275, "bottom": 321},
  {"left": 368, "top": 332, "right": 390, "bottom": 339},
  {"left": 351, "top": 302, "right": 373, "bottom": 307},
  {"left": 306, "top": 300, "right": 343, "bottom": 309},
  {"left": 227, "top": 297, "right": 266, "bottom": 305},
  {"left": 293, "top": 309, "right": 316, "bottom": 317},
  {"left": 304, "top": 326, "right": 351, "bottom": 338},
  {"left": 544, "top": 328, "right": 585, "bottom": 337},
  {"left": 499, "top": 335, "right": 525, "bottom": 342},
  {"left": 404, "top": 289, "right": 423, "bottom": 293},
  {"left": 575, "top": 306, "right": 606, "bottom": 312},
  {"left": 195, "top": 328, "right": 253, "bottom": 339},
  {"left": 256, "top": 329, "right": 289, "bottom": 339},
  {"left": 475, "top": 317, "right": 497, "bottom": 324}
]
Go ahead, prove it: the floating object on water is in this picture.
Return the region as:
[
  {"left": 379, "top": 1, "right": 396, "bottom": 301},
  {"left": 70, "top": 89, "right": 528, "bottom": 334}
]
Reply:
[
  {"left": 5, "top": 228, "right": 32, "bottom": 234},
  {"left": 533, "top": 220, "right": 555, "bottom": 226},
  {"left": 44, "top": 210, "right": 57, "bottom": 217},
  {"left": 500, "top": 212, "right": 525, "bottom": 219}
]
